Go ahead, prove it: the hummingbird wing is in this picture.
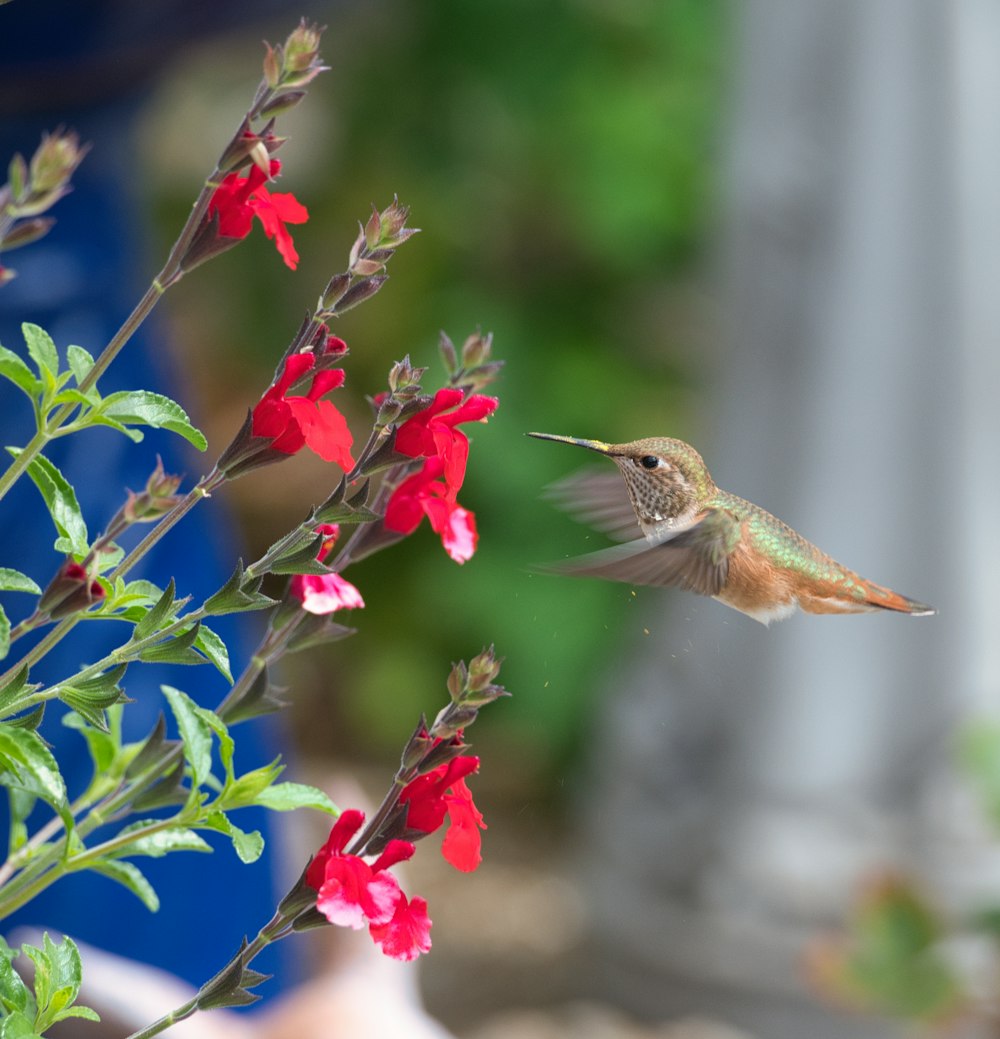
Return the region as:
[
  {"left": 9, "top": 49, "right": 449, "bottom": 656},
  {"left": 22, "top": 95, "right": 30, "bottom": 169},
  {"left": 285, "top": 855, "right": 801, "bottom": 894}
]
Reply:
[
  {"left": 542, "top": 466, "right": 642, "bottom": 541},
  {"left": 539, "top": 508, "right": 742, "bottom": 596}
]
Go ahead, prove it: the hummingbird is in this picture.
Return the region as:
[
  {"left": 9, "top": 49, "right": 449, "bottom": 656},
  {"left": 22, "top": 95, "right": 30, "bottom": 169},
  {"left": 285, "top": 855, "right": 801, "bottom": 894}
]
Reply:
[{"left": 528, "top": 432, "right": 935, "bottom": 624}]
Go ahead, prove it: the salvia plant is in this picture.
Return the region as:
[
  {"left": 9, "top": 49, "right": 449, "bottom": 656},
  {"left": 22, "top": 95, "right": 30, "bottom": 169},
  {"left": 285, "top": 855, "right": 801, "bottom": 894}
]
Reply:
[{"left": 0, "top": 21, "right": 507, "bottom": 1038}]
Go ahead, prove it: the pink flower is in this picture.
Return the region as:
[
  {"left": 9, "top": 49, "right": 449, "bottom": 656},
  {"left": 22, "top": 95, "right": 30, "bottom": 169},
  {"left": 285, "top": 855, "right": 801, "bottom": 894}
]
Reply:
[
  {"left": 208, "top": 158, "right": 308, "bottom": 269},
  {"left": 307, "top": 810, "right": 432, "bottom": 961},
  {"left": 290, "top": 523, "right": 365, "bottom": 614},
  {"left": 400, "top": 755, "right": 486, "bottom": 872},
  {"left": 251, "top": 353, "right": 354, "bottom": 470}
]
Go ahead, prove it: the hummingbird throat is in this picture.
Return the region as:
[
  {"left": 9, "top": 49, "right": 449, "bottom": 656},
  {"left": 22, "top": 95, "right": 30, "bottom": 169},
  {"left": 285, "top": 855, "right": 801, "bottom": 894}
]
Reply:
[{"left": 615, "top": 458, "right": 697, "bottom": 534}]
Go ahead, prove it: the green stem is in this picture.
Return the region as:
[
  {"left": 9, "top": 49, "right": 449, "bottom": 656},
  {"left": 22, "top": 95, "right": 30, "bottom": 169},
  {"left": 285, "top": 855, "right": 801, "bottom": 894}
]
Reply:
[{"left": 125, "top": 996, "right": 201, "bottom": 1039}]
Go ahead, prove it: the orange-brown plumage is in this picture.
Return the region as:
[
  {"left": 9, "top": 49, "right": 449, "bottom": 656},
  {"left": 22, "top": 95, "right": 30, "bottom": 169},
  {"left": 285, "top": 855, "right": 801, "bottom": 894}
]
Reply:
[{"left": 529, "top": 431, "right": 936, "bottom": 625}]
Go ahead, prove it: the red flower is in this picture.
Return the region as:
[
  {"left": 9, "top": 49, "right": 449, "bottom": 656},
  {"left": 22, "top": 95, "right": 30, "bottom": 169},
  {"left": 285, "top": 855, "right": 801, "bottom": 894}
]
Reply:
[
  {"left": 384, "top": 389, "right": 496, "bottom": 562},
  {"left": 290, "top": 523, "right": 365, "bottom": 613},
  {"left": 252, "top": 353, "right": 354, "bottom": 470},
  {"left": 208, "top": 158, "right": 308, "bottom": 269},
  {"left": 400, "top": 755, "right": 486, "bottom": 872},
  {"left": 369, "top": 895, "right": 432, "bottom": 962},
  {"left": 307, "top": 810, "right": 432, "bottom": 961},
  {"left": 394, "top": 388, "right": 497, "bottom": 494},
  {"left": 384, "top": 457, "right": 479, "bottom": 563}
]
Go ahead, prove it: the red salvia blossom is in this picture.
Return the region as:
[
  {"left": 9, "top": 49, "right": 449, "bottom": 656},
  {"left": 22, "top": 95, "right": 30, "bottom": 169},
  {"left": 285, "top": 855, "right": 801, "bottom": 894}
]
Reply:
[
  {"left": 290, "top": 523, "right": 365, "bottom": 614},
  {"left": 384, "top": 388, "right": 497, "bottom": 562},
  {"left": 399, "top": 754, "right": 486, "bottom": 872},
  {"left": 207, "top": 158, "right": 308, "bottom": 269},
  {"left": 307, "top": 809, "right": 432, "bottom": 961},
  {"left": 252, "top": 353, "right": 354, "bottom": 470}
]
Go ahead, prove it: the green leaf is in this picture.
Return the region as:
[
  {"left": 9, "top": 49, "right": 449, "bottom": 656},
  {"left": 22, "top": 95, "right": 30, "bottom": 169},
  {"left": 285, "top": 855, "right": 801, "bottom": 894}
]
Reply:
[
  {"left": 0, "top": 568, "right": 41, "bottom": 594},
  {"left": 132, "top": 579, "right": 177, "bottom": 641},
  {"left": 22, "top": 933, "right": 98, "bottom": 1033},
  {"left": 138, "top": 621, "right": 206, "bottom": 667},
  {"left": 0, "top": 936, "right": 30, "bottom": 1015},
  {"left": 0, "top": 344, "right": 40, "bottom": 400},
  {"left": 109, "top": 821, "right": 212, "bottom": 858},
  {"left": 0, "top": 1010, "right": 38, "bottom": 1039},
  {"left": 194, "top": 623, "right": 232, "bottom": 681},
  {"left": 92, "top": 859, "right": 160, "bottom": 912},
  {"left": 162, "top": 686, "right": 213, "bottom": 788},
  {"left": 65, "top": 345, "right": 95, "bottom": 387},
  {"left": 203, "top": 810, "right": 264, "bottom": 864},
  {"left": 222, "top": 759, "right": 284, "bottom": 808},
  {"left": 255, "top": 781, "right": 339, "bottom": 814},
  {"left": 0, "top": 724, "right": 70, "bottom": 826},
  {"left": 204, "top": 560, "right": 278, "bottom": 615},
  {"left": 193, "top": 706, "right": 233, "bottom": 779},
  {"left": 98, "top": 391, "right": 208, "bottom": 451},
  {"left": 0, "top": 604, "right": 8, "bottom": 662},
  {"left": 21, "top": 324, "right": 59, "bottom": 382},
  {"left": 0, "top": 667, "right": 37, "bottom": 718},
  {"left": 12, "top": 451, "right": 87, "bottom": 556}
]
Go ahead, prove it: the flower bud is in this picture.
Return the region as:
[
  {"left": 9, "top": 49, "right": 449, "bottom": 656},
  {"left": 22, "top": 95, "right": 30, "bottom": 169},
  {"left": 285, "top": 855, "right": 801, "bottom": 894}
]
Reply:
[
  {"left": 38, "top": 561, "right": 106, "bottom": 619},
  {"left": 29, "top": 129, "right": 87, "bottom": 196}
]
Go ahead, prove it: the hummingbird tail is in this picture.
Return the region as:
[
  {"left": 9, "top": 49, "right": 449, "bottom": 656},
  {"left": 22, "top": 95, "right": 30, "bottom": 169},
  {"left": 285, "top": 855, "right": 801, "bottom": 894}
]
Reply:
[{"left": 799, "top": 577, "right": 936, "bottom": 617}]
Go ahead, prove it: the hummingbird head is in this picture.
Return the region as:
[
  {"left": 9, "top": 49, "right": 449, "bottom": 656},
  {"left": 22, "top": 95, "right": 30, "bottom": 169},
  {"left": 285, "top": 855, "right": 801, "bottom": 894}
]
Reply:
[{"left": 528, "top": 432, "right": 716, "bottom": 530}]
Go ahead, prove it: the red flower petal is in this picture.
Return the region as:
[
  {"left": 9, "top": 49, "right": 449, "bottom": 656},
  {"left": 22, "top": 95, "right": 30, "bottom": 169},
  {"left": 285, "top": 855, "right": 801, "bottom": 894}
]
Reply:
[
  {"left": 306, "top": 809, "right": 365, "bottom": 889},
  {"left": 441, "top": 777, "right": 486, "bottom": 872},
  {"left": 369, "top": 895, "right": 432, "bottom": 961},
  {"left": 317, "top": 857, "right": 401, "bottom": 929}
]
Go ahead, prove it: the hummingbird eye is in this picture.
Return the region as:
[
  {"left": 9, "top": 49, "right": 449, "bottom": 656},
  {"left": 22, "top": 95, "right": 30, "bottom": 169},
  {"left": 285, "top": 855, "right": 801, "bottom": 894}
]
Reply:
[{"left": 639, "top": 455, "right": 660, "bottom": 470}]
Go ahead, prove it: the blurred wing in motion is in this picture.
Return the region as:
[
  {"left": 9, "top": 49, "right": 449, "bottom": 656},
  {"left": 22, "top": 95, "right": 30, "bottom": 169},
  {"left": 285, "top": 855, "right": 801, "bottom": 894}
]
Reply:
[
  {"left": 542, "top": 466, "right": 641, "bottom": 542},
  {"left": 537, "top": 508, "right": 741, "bottom": 597}
]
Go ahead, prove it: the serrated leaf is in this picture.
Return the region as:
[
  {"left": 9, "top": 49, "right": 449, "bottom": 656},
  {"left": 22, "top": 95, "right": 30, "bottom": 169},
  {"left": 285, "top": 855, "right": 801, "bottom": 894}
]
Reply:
[
  {"left": 0, "top": 344, "right": 40, "bottom": 400},
  {"left": 93, "top": 857, "right": 162, "bottom": 908},
  {"left": 0, "top": 724, "right": 70, "bottom": 825},
  {"left": 194, "top": 623, "right": 231, "bottom": 681},
  {"left": 65, "top": 345, "right": 95, "bottom": 386},
  {"left": 203, "top": 810, "right": 264, "bottom": 864},
  {"left": 163, "top": 686, "right": 212, "bottom": 788},
  {"left": 0, "top": 568, "right": 41, "bottom": 594},
  {"left": 109, "top": 821, "right": 212, "bottom": 858},
  {"left": 12, "top": 451, "right": 87, "bottom": 556},
  {"left": 99, "top": 391, "right": 207, "bottom": 451},
  {"left": 21, "top": 323, "right": 59, "bottom": 382},
  {"left": 255, "top": 781, "right": 339, "bottom": 814}
]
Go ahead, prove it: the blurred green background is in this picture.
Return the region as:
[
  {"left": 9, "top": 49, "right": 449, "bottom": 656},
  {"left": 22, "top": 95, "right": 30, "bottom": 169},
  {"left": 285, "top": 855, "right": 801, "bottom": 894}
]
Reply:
[{"left": 139, "top": 0, "right": 726, "bottom": 792}]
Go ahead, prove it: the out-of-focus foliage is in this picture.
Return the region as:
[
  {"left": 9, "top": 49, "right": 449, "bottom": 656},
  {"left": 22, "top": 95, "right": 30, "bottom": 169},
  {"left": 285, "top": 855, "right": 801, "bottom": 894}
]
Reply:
[{"left": 139, "top": 0, "right": 726, "bottom": 780}]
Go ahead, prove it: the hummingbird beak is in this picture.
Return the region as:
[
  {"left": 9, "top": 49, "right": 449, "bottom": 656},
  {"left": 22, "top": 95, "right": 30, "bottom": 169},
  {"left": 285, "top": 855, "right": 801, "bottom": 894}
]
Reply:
[{"left": 526, "top": 432, "right": 616, "bottom": 456}]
